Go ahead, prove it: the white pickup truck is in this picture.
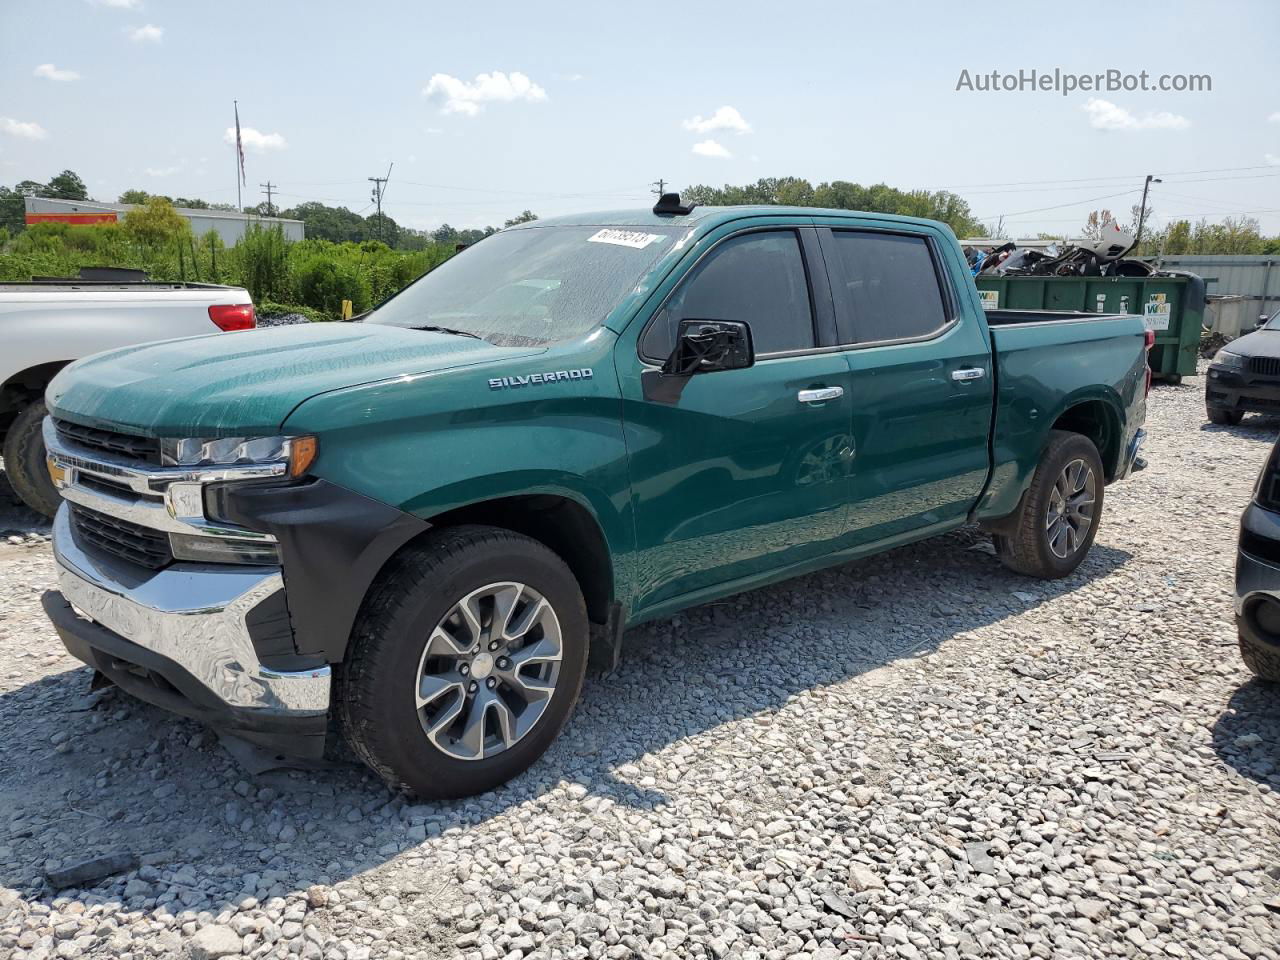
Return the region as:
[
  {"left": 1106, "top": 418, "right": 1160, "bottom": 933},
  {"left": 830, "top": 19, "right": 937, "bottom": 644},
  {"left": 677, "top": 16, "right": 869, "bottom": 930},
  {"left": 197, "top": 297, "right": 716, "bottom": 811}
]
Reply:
[{"left": 0, "top": 278, "right": 255, "bottom": 516}]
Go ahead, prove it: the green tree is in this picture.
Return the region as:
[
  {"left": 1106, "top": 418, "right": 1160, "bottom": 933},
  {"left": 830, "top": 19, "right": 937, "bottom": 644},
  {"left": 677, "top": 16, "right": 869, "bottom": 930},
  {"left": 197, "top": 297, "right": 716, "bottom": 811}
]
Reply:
[
  {"left": 683, "top": 177, "right": 982, "bottom": 236},
  {"left": 123, "top": 196, "right": 192, "bottom": 248},
  {"left": 1162, "top": 220, "right": 1192, "bottom": 255},
  {"left": 0, "top": 186, "right": 24, "bottom": 234},
  {"left": 503, "top": 210, "right": 538, "bottom": 227},
  {"left": 118, "top": 189, "right": 150, "bottom": 205},
  {"left": 281, "top": 201, "right": 368, "bottom": 244},
  {"left": 45, "top": 170, "right": 88, "bottom": 200}
]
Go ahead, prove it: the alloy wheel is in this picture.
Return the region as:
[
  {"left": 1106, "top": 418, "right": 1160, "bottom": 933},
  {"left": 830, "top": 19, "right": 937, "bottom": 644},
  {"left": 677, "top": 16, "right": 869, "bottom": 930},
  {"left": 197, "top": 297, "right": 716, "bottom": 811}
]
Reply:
[
  {"left": 1045, "top": 458, "right": 1096, "bottom": 559},
  {"left": 414, "top": 581, "right": 563, "bottom": 761}
]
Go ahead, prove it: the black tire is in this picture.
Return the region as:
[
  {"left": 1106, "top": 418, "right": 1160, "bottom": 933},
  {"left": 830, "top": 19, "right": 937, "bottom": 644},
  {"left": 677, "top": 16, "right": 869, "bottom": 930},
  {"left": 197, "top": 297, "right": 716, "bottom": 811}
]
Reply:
[
  {"left": 1239, "top": 630, "right": 1280, "bottom": 683},
  {"left": 336, "top": 524, "right": 588, "bottom": 799},
  {"left": 1, "top": 400, "right": 60, "bottom": 518},
  {"left": 993, "top": 430, "right": 1105, "bottom": 580},
  {"left": 1207, "top": 406, "right": 1244, "bottom": 426}
]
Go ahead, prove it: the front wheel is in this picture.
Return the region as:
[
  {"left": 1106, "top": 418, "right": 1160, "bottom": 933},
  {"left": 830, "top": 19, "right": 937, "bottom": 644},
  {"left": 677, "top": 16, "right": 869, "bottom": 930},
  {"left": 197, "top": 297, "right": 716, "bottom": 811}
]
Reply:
[
  {"left": 993, "top": 430, "right": 1105, "bottom": 580},
  {"left": 1207, "top": 406, "right": 1244, "bottom": 426},
  {"left": 2, "top": 400, "right": 60, "bottom": 518},
  {"left": 336, "top": 525, "right": 588, "bottom": 799}
]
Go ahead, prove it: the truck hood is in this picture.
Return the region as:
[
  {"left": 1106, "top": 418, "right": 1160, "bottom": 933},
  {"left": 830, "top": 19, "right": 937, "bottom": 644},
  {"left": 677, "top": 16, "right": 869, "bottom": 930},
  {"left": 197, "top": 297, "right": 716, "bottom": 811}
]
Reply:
[
  {"left": 48, "top": 323, "right": 543, "bottom": 436},
  {"left": 1225, "top": 328, "right": 1280, "bottom": 360}
]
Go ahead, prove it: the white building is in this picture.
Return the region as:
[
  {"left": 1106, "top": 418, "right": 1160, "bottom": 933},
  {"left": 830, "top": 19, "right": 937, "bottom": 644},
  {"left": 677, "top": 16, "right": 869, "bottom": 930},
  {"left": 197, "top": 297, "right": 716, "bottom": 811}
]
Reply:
[{"left": 24, "top": 196, "right": 305, "bottom": 245}]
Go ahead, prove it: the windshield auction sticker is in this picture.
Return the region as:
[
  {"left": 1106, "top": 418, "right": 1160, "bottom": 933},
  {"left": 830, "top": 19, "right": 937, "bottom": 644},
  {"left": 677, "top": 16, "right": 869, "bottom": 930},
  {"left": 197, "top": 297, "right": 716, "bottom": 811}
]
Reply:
[{"left": 587, "top": 229, "right": 665, "bottom": 249}]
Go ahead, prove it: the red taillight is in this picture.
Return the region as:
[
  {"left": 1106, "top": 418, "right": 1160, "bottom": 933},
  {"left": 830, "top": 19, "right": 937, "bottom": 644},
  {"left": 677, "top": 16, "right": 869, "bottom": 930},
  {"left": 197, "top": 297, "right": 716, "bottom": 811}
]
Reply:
[
  {"left": 208, "top": 303, "right": 256, "bottom": 332},
  {"left": 1144, "top": 329, "right": 1156, "bottom": 350}
]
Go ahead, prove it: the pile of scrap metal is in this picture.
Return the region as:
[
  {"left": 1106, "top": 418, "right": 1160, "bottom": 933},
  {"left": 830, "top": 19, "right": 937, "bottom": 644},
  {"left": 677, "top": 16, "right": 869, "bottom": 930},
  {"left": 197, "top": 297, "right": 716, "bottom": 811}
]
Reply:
[{"left": 965, "top": 222, "right": 1155, "bottom": 278}]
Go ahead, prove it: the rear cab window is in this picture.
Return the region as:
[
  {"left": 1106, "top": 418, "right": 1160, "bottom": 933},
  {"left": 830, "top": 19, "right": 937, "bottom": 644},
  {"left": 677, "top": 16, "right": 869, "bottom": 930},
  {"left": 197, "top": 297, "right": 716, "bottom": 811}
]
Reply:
[{"left": 825, "top": 230, "right": 953, "bottom": 345}]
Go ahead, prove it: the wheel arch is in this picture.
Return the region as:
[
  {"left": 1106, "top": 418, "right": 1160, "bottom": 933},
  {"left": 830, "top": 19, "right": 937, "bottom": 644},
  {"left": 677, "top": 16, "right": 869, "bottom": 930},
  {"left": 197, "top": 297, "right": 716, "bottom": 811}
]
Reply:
[
  {"left": 1, "top": 359, "right": 71, "bottom": 439},
  {"left": 415, "top": 493, "right": 616, "bottom": 626},
  {"left": 1048, "top": 396, "right": 1124, "bottom": 481}
]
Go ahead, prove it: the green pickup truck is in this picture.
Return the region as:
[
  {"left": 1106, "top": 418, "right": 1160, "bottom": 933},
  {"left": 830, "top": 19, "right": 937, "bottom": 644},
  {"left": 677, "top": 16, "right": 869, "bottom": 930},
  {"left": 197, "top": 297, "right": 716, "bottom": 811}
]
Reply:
[{"left": 39, "top": 198, "right": 1149, "bottom": 798}]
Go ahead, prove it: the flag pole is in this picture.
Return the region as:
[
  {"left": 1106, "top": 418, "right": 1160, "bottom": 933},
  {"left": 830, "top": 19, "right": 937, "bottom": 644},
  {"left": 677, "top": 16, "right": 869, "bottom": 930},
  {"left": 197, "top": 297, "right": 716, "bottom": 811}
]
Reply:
[{"left": 234, "top": 100, "right": 242, "bottom": 213}]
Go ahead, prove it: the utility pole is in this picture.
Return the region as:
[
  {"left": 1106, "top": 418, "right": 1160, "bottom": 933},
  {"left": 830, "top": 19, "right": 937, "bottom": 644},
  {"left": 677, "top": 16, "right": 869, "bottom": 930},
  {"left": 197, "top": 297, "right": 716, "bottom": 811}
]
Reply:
[
  {"left": 1135, "top": 174, "right": 1162, "bottom": 250},
  {"left": 368, "top": 162, "right": 393, "bottom": 244},
  {"left": 650, "top": 178, "right": 666, "bottom": 197},
  {"left": 259, "top": 181, "right": 276, "bottom": 217}
]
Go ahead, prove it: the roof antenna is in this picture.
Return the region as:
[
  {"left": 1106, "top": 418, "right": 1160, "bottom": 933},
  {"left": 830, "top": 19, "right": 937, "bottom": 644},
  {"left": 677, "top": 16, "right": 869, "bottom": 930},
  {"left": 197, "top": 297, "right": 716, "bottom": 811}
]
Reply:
[{"left": 653, "top": 192, "right": 696, "bottom": 216}]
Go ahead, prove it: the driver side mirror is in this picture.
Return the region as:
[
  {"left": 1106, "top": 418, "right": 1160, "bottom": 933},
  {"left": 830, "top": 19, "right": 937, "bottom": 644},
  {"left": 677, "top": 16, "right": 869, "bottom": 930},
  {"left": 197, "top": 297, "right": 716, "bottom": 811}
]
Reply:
[
  {"left": 1259, "top": 314, "right": 1270, "bottom": 329},
  {"left": 661, "top": 319, "right": 754, "bottom": 376}
]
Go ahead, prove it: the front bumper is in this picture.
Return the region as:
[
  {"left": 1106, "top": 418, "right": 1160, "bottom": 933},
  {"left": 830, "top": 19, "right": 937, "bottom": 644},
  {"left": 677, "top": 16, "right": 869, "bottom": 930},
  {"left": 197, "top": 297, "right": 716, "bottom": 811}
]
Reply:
[
  {"left": 1207, "top": 366, "right": 1280, "bottom": 413},
  {"left": 47, "top": 505, "right": 330, "bottom": 756}
]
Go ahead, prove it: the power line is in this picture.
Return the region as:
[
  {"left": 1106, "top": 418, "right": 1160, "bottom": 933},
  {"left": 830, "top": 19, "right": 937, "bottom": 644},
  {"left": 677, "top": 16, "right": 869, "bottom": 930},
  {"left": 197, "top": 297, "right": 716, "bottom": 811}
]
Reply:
[
  {"left": 944, "top": 163, "right": 1280, "bottom": 191},
  {"left": 651, "top": 178, "right": 666, "bottom": 196},
  {"left": 976, "top": 188, "right": 1142, "bottom": 221}
]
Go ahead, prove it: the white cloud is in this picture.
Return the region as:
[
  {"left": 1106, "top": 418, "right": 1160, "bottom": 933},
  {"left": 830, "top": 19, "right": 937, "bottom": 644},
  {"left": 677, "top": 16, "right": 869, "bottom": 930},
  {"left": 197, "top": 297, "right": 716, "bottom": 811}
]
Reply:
[
  {"left": 683, "top": 105, "right": 752, "bottom": 136},
  {"left": 425, "top": 127, "right": 443, "bottom": 135},
  {"left": 0, "top": 117, "right": 48, "bottom": 140},
  {"left": 1269, "top": 112, "right": 1280, "bottom": 124},
  {"left": 1082, "top": 98, "right": 1189, "bottom": 131},
  {"left": 89, "top": 0, "right": 141, "bottom": 7},
  {"left": 223, "top": 126, "right": 287, "bottom": 152},
  {"left": 422, "top": 71, "right": 547, "bottom": 116},
  {"left": 144, "top": 163, "right": 182, "bottom": 177},
  {"left": 692, "top": 139, "right": 732, "bottom": 159},
  {"left": 34, "top": 63, "right": 80, "bottom": 82},
  {"left": 128, "top": 23, "right": 163, "bottom": 43},
  {"left": 1267, "top": 153, "right": 1280, "bottom": 167}
]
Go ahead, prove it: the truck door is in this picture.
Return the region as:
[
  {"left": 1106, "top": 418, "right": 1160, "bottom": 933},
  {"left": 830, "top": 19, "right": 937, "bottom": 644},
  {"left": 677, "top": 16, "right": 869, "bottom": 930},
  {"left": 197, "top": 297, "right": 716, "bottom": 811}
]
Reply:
[
  {"left": 815, "top": 225, "right": 993, "bottom": 545},
  {"left": 617, "top": 226, "right": 856, "bottom": 614}
]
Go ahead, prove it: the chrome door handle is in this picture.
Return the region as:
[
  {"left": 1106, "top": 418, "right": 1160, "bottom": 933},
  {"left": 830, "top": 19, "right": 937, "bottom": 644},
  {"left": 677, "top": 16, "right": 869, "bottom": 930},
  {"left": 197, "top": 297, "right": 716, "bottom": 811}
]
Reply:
[
  {"left": 951, "top": 367, "right": 986, "bottom": 382},
  {"left": 797, "top": 386, "right": 844, "bottom": 403}
]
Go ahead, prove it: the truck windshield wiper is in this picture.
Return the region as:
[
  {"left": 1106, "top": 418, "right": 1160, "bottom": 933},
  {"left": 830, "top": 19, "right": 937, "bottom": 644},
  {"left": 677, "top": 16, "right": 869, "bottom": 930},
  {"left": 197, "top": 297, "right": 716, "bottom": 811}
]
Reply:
[{"left": 410, "top": 324, "right": 482, "bottom": 340}]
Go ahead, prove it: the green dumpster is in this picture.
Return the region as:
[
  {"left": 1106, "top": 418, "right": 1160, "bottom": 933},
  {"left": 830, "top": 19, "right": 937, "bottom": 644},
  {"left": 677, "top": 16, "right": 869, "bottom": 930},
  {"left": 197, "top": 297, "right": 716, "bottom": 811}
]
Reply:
[{"left": 974, "top": 273, "right": 1206, "bottom": 382}]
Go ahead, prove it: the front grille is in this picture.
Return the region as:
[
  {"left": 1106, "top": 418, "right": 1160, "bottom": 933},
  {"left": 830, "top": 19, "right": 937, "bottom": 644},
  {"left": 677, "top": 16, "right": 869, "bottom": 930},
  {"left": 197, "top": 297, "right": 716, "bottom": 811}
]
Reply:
[
  {"left": 1249, "top": 356, "right": 1280, "bottom": 378},
  {"left": 55, "top": 419, "right": 160, "bottom": 464},
  {"left": 1242, "top": 529, "right": 1280, "bottom": 567},
  {"left": 70, "top": 504, "right": 173, "bottom": 570}
]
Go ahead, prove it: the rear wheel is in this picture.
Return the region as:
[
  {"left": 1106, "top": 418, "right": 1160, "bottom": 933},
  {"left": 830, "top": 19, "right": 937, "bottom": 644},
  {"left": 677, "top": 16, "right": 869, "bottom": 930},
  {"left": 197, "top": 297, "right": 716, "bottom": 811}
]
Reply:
[
  {"left": 2, "top": 400, "right": 60, "bottom": 518},
  {"left": 337, "top": 525, "right": 588, "bottom": 799},
  {"left": 993, "top": 430, "right": 1104, "bottom": 579},
  {"left": 1207, "top": 406, "right": 1244, "bottom": 426}
]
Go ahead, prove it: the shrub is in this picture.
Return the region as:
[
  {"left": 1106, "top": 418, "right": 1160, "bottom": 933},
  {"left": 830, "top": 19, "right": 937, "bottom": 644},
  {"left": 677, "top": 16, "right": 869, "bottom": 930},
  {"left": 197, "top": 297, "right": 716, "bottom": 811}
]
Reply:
[
  {"left": 295, "top": 255, "right": 371, "bottom": 317},
  {"left": 236, "top": 225, "right": 291, "bottom": 303}
]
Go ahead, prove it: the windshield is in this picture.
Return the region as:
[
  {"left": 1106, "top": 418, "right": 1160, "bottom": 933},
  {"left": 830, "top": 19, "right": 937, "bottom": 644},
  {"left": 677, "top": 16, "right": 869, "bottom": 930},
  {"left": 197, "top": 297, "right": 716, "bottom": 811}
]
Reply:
[
  {"left": 1265, "top": 308, "right": 1280, "bottom": 330},
  {"left": 367, "top": 225, "right": 681, "bottom": 346}
]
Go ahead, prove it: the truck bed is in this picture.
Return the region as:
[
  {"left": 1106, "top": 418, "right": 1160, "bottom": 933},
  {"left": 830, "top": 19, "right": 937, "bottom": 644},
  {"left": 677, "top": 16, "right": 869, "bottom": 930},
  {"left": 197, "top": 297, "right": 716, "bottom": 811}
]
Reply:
[
  {"left": 985, "top": 308, "right": 1138, "bottom": 327},
  {"left": 0, "top": 281, "right": 241, "bottom": 293},
  {"left": 976, "top": 309, "right": 1149, "bottom": 523}
]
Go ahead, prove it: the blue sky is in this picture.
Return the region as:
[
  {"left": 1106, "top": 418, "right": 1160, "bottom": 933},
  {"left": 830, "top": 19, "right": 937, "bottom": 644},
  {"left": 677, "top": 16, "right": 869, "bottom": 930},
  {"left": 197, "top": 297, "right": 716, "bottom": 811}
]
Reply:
[{"left": 2, "top": 0, "right": 1278, "bottom": 236}]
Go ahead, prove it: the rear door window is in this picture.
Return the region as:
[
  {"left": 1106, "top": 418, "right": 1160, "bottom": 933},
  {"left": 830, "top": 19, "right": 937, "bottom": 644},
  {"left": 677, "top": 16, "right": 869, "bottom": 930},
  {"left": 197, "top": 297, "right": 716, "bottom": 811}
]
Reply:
[
  {"left": 827, "top": 231, "right": 950, "bottom": 344},
  {"left": 641, "top": 230, "right": 816, "bottom": 359}
]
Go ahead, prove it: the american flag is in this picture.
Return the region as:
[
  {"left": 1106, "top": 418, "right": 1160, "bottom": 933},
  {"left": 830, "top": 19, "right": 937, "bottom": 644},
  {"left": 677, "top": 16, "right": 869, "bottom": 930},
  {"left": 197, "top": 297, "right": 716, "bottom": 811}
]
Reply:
[{"left": 234, "top": 102, "right": 246, "bottom": 186}]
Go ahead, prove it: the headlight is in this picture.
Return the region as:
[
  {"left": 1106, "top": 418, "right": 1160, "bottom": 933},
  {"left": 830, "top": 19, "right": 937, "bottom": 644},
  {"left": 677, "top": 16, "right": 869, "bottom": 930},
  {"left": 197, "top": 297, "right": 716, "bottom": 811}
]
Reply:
[
  {"left": 1211, "top": 349, "right": 1245, "bottom": 371},
  {"left": 160, "top": 435, "right": 318, "bottom": 478}
]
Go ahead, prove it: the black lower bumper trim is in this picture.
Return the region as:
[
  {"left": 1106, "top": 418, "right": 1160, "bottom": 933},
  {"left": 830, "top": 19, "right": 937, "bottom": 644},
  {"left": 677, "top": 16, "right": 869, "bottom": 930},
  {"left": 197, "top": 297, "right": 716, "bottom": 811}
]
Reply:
[
  {"left": 42, "top": 591, "right": 327, "bottom": 758},
  {"left": 1207, "top": 374, "right": 1280, "bottom": 413}
]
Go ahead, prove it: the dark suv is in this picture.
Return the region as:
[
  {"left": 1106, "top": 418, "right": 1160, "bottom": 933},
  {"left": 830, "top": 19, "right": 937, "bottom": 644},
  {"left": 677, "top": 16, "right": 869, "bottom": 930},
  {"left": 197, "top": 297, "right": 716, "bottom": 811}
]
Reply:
[
  {"left": 1238, "top": 439, "right": 1280, "bottom": 681},
  {"left": 1207, "top": 308, "right": 1280, "bottom": 425}
]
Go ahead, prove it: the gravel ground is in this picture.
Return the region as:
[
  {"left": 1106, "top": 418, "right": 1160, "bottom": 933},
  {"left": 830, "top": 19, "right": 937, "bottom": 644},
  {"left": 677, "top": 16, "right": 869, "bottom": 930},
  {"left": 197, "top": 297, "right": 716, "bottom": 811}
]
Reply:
[{"left": 2, "top": 369, "right": 1280, "bottom": 960}]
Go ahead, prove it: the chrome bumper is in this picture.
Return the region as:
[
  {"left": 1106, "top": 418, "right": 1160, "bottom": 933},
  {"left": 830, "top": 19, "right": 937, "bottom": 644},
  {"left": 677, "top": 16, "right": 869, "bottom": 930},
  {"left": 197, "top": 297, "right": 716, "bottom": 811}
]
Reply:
[
  {"left": 51, "top": 505, "right": 330, "bottom": 716},
  {"left": 1120, "top": 428, "right": 1147, "bottom": 479}
]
